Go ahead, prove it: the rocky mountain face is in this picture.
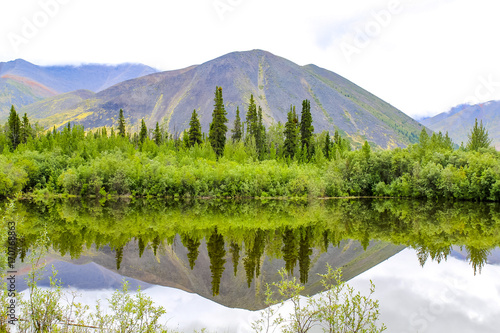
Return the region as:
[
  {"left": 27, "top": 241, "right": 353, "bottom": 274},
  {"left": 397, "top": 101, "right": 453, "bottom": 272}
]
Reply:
[{"left": 15, "top": 50, "right": 426, "bottom": 148}]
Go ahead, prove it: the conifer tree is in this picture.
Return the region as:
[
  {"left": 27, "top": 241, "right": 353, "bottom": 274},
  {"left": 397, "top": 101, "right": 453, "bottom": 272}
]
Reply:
[
  {"left": 153, "top": 122, "right": 162, "bottom": 145},
  {"left": 231, "top": 106, "right": 243, "bottom": 142},
  {"left": 118, "top": 109, "right": 126, "bottom": 137},
  {"left": 283, "top": 105, "right": 299, "bottom": 159},
  {"left": 245, "top": 94, "right": 258, "bottom": 141},
  {"left": 208, "top": 86, "right": 228, "bottom": 158},
  {"left": 188, "top": 109, "right": 202, "bottom": 147},
  {"left": 466, "top": 118, "right": 492, "bottom": 151},
  {"left": 139, "top": 119, "right": 148, "bottom": 143},
  {"left": 256, "top": 106, "right": 266, "bottom": 159},
  {"left": 300, "top": 99, "right": 314, "bottom": 161},
  {"left": 7, "top": 105, "right": 21, "bottom": 150},
  {"left": 324, "top": 131, "right": 331, "bottom": 160},
  {"left": 20, "top": 112, "right": 32, "bottom": 144}
]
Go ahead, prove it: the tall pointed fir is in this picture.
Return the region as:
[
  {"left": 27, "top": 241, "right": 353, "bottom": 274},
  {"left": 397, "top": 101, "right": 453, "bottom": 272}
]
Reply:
[
  {"left": 188, "top": 109, "right": 202, "bottom": 147},
  {"left": 20, "top": 113, "right": 32, "bottom": 144},
  {"left": 7, "top": 105, "right": 21, "bottom": 150},
  {"left": 256, "top": 106, "right": 266, "bottom": 159},
  {"left": 323, "top": 131, "right": 331, "bottom": 160},
  {"left": 153, "top": 122, "right": 162, "bottom": 145},
  {"left": 300, "top": 99, "right": 314, "bottom": 161},
  {"left": 208, "top": 86, "right": 228, "bottom": 158},
  {"left": 118, "top": 109, "right": 126, "bottom": 137},
  {"left": 139, "top": 119, "right": 148, "bottom": 143},
  {"left": 231, "top": 106, "right": 243, "bottom": 142},
  {"left": 246, "top": 94, "right": 258, "bottom": 141},
  {"left": 283, "top": 105, "right": 299, "bottom": 160}
]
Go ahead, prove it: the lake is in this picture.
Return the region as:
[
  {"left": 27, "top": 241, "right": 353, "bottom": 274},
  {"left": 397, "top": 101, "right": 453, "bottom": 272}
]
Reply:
[{"left": 9, "top": 198, "right": 500, "bottom": 332}]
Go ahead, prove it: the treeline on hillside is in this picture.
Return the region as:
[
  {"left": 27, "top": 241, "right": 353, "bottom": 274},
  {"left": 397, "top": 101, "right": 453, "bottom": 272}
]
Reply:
[{"left": 0, "top": 87, "right": 498, "bottom": 201}]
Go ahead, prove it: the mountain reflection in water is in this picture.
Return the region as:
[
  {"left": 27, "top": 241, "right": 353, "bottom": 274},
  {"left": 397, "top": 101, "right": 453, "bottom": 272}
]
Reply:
[{"left": 11, "top": 198, "right": 500, "bottom": 309}]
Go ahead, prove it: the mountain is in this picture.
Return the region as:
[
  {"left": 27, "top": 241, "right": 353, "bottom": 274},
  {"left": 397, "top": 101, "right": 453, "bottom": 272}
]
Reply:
[
  {"left": 421, "top": 101, "right": 500, "bottom": 150},
  {"left": 0, "top": 59, "right": 158, "bottom": 120},
  {"left": 27, "top": 50, "right": 426, "bottom": 148}
]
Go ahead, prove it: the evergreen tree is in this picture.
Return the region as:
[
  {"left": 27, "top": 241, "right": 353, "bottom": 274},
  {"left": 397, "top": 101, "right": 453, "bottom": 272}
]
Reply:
[
  {"left": 20, "top": 113, "right": 32, "bottom": 144},
  {"left": 7, "top": 105, "right": 21, "bottom": 150},
  {"left": 245, "top": 94, "right": 258, "bottom": 141},
  {"left": 282, "top": 227, "right": 298, "bottom": 275},
  {"left": 188, "top": 109, "right": 202, "bottom": 147},
  {"left": 153, "top": 122, "right": 162, "bottom": 145},
  {"left": 208, "top": 86, "right": 228, "bottom": 158},
  {"left": 466, "top": 118, "right": 492, "bottom": 151},
  {"left": 323, "top": 131, "right": 331, "bottom": 160},
  {"left": 207, "top": 228, "right": 226, "bottom": 296},
  {"left": 256, "top": 106, "right": 266, "bottom": 159},
  {"left": 118, "top": 109, "right": 126, "bottom": 137},
  {"left": 300, "top": 99, "right": 314, "bottom": 161},
  {"left": 181, "top": 235, "right": 201, "bottom": 270},
  {"left": 229, "top": 242, "right": 240, "bottom": 276},
  {"left": 283, "top": 105, "right": 299, "bottom": 160},
  {"left": 298, "top": 227, "right": 313, "bottom": 284},
  {"left": 231, "top": 106, "right": 243, "bottom": 142},
  {"left": 139, "top": 119, "right": 148, "bottom": 143}
]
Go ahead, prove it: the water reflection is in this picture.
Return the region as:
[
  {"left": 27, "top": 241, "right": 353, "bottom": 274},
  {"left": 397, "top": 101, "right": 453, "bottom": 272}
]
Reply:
[{"left": 9, "top": 198, "right": 500, "bottom": 308}]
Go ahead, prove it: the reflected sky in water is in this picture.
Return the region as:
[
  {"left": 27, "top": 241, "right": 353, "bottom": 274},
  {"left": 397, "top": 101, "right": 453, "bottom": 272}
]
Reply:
[
  {"left": 350, "top": 249, "right": 500, "bottom": 333},
  {"left": 21, "top": 248, "right": 500, "bottom": 332}
]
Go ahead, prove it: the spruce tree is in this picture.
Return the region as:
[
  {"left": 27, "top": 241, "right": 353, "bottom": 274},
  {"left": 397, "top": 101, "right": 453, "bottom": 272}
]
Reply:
[
  {"left": 324, "top": 131, "right": 331, "bottom": 160},
  {"left": 188, "top": 109, "right": 202, "bottom": 147},
  {"left": 208, "top": 86, "right": 228, "bottom": 158},
  {"left": 153, "top": 122, "right": 162, "bottom": 145},
  {"left": 245, "top": 94, "right": 258, "bottom": 141},
  {"left": 466, "top": 118, "right": 492, "bottom": 151},
  {"left": 283, "top": 105, "right": 299, "bottom": 159},
  {"left": 118, "top": 109, "right": 126, "bottom": 137},
  {"left": 300, "top": 99, "right": 314, "bottom": 161},
  {"left": 139, "top": 119, "right": 148, "bottom": 143},
  {"left": 7, "top": 105, "right": 21, "bottom": 150},
  {"left": 231, "top": 106, "right": 243, "bottom": 142},
  {"left": 20, "top": 113, "right": 32, "bottom": 144}
]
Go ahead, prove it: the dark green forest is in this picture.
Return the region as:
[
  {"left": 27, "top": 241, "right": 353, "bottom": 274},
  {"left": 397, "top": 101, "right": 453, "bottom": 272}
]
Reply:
[{"left": 1, "top": 87, "right": 499, "bottom": 201}]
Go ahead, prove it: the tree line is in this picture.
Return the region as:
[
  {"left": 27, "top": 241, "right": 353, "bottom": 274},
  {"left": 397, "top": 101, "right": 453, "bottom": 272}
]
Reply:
[{"left": 0, "top": 87, "right": 498, "bottom": 201}]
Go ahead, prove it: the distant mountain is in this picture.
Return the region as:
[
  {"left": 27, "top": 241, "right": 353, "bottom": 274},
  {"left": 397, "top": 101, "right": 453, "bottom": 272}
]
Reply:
[
  {"left": 421, "top": 101, "right": 500, "bottom": 150},
  {"left": 0, "top": 59, "right": 158, "bottom": 120},
  {"left": 19, "top": 90, "right": 96, "bottom": 127},
  {"left": 29, "top": 50, "right": 426, "bottom": 148}
]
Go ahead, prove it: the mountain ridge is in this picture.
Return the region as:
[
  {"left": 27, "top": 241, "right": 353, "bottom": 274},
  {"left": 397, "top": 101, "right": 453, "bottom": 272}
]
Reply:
[
  {"left": 0, "top": 59, "right": 158, "bottom": 120},
  {"left": 25, "top": 49, "right": 425, "bottom": 149},
  {"left": 421, "top": 100, "right": 500, "bottom": 149}
]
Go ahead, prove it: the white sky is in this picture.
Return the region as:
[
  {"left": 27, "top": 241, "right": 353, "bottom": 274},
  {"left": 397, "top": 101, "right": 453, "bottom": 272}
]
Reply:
[{"left": 1, "top": 0, "right": 499, "bottom": 119}]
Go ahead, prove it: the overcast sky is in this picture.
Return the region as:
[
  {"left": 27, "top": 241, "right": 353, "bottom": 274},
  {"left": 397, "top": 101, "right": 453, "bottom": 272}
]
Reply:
[{"left": 1, "top": 0, "right": 499, "bottom": 119}]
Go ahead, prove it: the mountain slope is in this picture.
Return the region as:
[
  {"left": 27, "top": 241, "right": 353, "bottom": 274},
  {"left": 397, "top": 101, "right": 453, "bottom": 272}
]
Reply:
[
  {"left": 0, "top": 59, "right": 158, "bottom": 120},
  {"left": 421, "top": 101, "right": 500, "bottom": 149},
  {"left": 37, "top": 50, "right": 425, "bottom": 148}
]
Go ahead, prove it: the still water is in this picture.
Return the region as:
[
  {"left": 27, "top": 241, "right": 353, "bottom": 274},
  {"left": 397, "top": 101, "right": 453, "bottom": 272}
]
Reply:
[{"left": 11, "top": 198, "right": 500, "bottom": 331}]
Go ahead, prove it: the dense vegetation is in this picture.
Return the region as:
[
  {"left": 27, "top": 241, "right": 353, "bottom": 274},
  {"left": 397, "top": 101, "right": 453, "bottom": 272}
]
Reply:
[{"left": 0, "top": 87, "right": 499, "bottom": 201}]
